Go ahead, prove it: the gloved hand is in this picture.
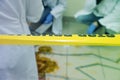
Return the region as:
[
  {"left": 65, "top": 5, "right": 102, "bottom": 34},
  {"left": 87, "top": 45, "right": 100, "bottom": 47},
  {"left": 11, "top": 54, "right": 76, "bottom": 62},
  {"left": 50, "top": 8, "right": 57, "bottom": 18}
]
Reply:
[
  {"left": 44, "top": 13, "right": 53, "bottom": 24},
  {"left": 87, "top": 22, "right": 98, "bottom": 34}
]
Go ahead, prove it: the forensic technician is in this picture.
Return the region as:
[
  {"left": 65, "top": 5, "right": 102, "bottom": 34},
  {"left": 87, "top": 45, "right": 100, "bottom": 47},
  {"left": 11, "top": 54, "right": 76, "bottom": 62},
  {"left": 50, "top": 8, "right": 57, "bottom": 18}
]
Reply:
[
  {"left": 0, "top": 0, "right": 43, "bottom": 80},
  {"left": 30, "top": 0, "right": 66, "bottom": 35},
  {"left": 75, "top": 0, "right": 120, "bottom": 34}
]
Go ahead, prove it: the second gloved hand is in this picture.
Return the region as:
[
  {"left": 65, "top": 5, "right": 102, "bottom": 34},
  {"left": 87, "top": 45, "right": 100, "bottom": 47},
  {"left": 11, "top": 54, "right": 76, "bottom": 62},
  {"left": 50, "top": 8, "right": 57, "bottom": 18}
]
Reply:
[
  {"left": 87, "top": 22, "right": 98, "bottom": 34},
  {"left": 44, "top": 13, "right": 53, "bottom": 24}
]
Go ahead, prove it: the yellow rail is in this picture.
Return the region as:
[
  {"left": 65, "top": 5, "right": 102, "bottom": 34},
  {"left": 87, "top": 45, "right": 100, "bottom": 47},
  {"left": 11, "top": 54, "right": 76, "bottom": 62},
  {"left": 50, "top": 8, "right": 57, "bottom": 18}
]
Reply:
[{"left": 0, "top": 34, "right": 119, "bottom": 46}]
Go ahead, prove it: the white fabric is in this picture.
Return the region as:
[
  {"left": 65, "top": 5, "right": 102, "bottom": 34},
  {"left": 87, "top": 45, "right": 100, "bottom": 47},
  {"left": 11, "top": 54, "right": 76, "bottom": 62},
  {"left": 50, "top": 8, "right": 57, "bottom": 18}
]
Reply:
[
  {"left": 0, "top": 0, "right": 43, "bottom": 80},
  {"left": 43, "top": 0, "right": 66, "bottom": 35},
  {"left": 36, "top": 23, "right": 52, "bottom": 34},
  {"left": 98, "top": 0, "right": 120, "bottom": 33}
]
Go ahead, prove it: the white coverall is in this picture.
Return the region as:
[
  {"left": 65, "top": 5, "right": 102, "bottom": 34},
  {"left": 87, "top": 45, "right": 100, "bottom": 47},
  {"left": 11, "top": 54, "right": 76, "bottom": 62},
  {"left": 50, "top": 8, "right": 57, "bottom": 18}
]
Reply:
[
  {"left": 43, "top": 0, "right": 66, "bottom": 35},
  {"left": 0, "top": 0, "right": 43, "bottom": 80},
  {"left": 75, "top": 0, "right": 120, "bottom": 33}
]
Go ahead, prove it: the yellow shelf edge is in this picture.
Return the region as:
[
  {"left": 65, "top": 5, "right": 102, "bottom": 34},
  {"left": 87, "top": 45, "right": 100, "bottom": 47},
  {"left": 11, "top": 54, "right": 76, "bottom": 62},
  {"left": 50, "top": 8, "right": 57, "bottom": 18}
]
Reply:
[{"left": 0, "top": 34, "right": 119, "bottom": 46}]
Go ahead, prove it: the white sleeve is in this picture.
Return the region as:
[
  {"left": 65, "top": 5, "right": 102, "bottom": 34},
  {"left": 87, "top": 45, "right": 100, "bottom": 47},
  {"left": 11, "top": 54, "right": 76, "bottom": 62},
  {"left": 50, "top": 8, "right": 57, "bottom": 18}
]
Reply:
[
  {"left": 99, "top": 0, "right": 120, "bottom": 26},
  {"left": 26, "top": 0, "right": 44, "bottom": 23},
  {"left": 98, "top": 0, "right": 120, "bottom": 32},
  {"left": 51, "top": 0, "right": 66, "bottom": 18}
]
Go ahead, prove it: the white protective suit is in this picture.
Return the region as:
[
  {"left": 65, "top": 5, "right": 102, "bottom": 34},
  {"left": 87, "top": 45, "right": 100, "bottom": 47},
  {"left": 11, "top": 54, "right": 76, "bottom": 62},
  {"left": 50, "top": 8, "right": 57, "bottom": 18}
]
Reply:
[
  {"left": 43, "top": 0, "right": 66, "bottom": 35},
  {"left": 75, "top": 0, "right": 120, "bottom": 33},
  {"left": 0, "top": 0, "right": 43, "bottom": 80}
]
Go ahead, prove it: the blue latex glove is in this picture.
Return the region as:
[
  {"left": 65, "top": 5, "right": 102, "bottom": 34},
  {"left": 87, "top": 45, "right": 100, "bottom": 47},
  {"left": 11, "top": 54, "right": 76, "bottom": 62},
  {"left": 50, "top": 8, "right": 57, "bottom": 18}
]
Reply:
[
  {"left": 87, "top": 23, "right": 97, "bottom": 34},
  {"left": 44, "top": 13, "right": 53, "bottom": 24}
]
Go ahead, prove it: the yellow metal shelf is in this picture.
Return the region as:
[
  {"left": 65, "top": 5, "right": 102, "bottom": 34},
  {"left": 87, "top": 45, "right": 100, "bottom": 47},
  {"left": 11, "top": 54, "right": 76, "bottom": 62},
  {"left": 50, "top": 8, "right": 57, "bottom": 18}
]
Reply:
[{"left": 0, "top": 34, "right": 119, "bottom": 46}]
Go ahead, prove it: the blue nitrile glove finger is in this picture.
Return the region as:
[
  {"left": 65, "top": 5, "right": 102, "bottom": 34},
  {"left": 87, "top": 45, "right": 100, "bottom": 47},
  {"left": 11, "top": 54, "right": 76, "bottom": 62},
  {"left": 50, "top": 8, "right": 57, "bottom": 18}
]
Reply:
[
  {"left": 87, "top": 23, "right": 97, "bottom": 34},
  {"left": 44, "top": 13, "right": 53, "bottom": 24}
]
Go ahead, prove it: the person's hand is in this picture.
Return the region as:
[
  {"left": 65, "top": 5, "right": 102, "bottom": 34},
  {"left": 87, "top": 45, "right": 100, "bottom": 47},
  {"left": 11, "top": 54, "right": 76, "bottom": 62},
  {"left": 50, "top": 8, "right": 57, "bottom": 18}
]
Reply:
[
  {"left": 87, "top": 21, "right": 98, "bottom": 34},
  {"left": 44, "top": 13, "right": 53, "bottom": 24}
]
